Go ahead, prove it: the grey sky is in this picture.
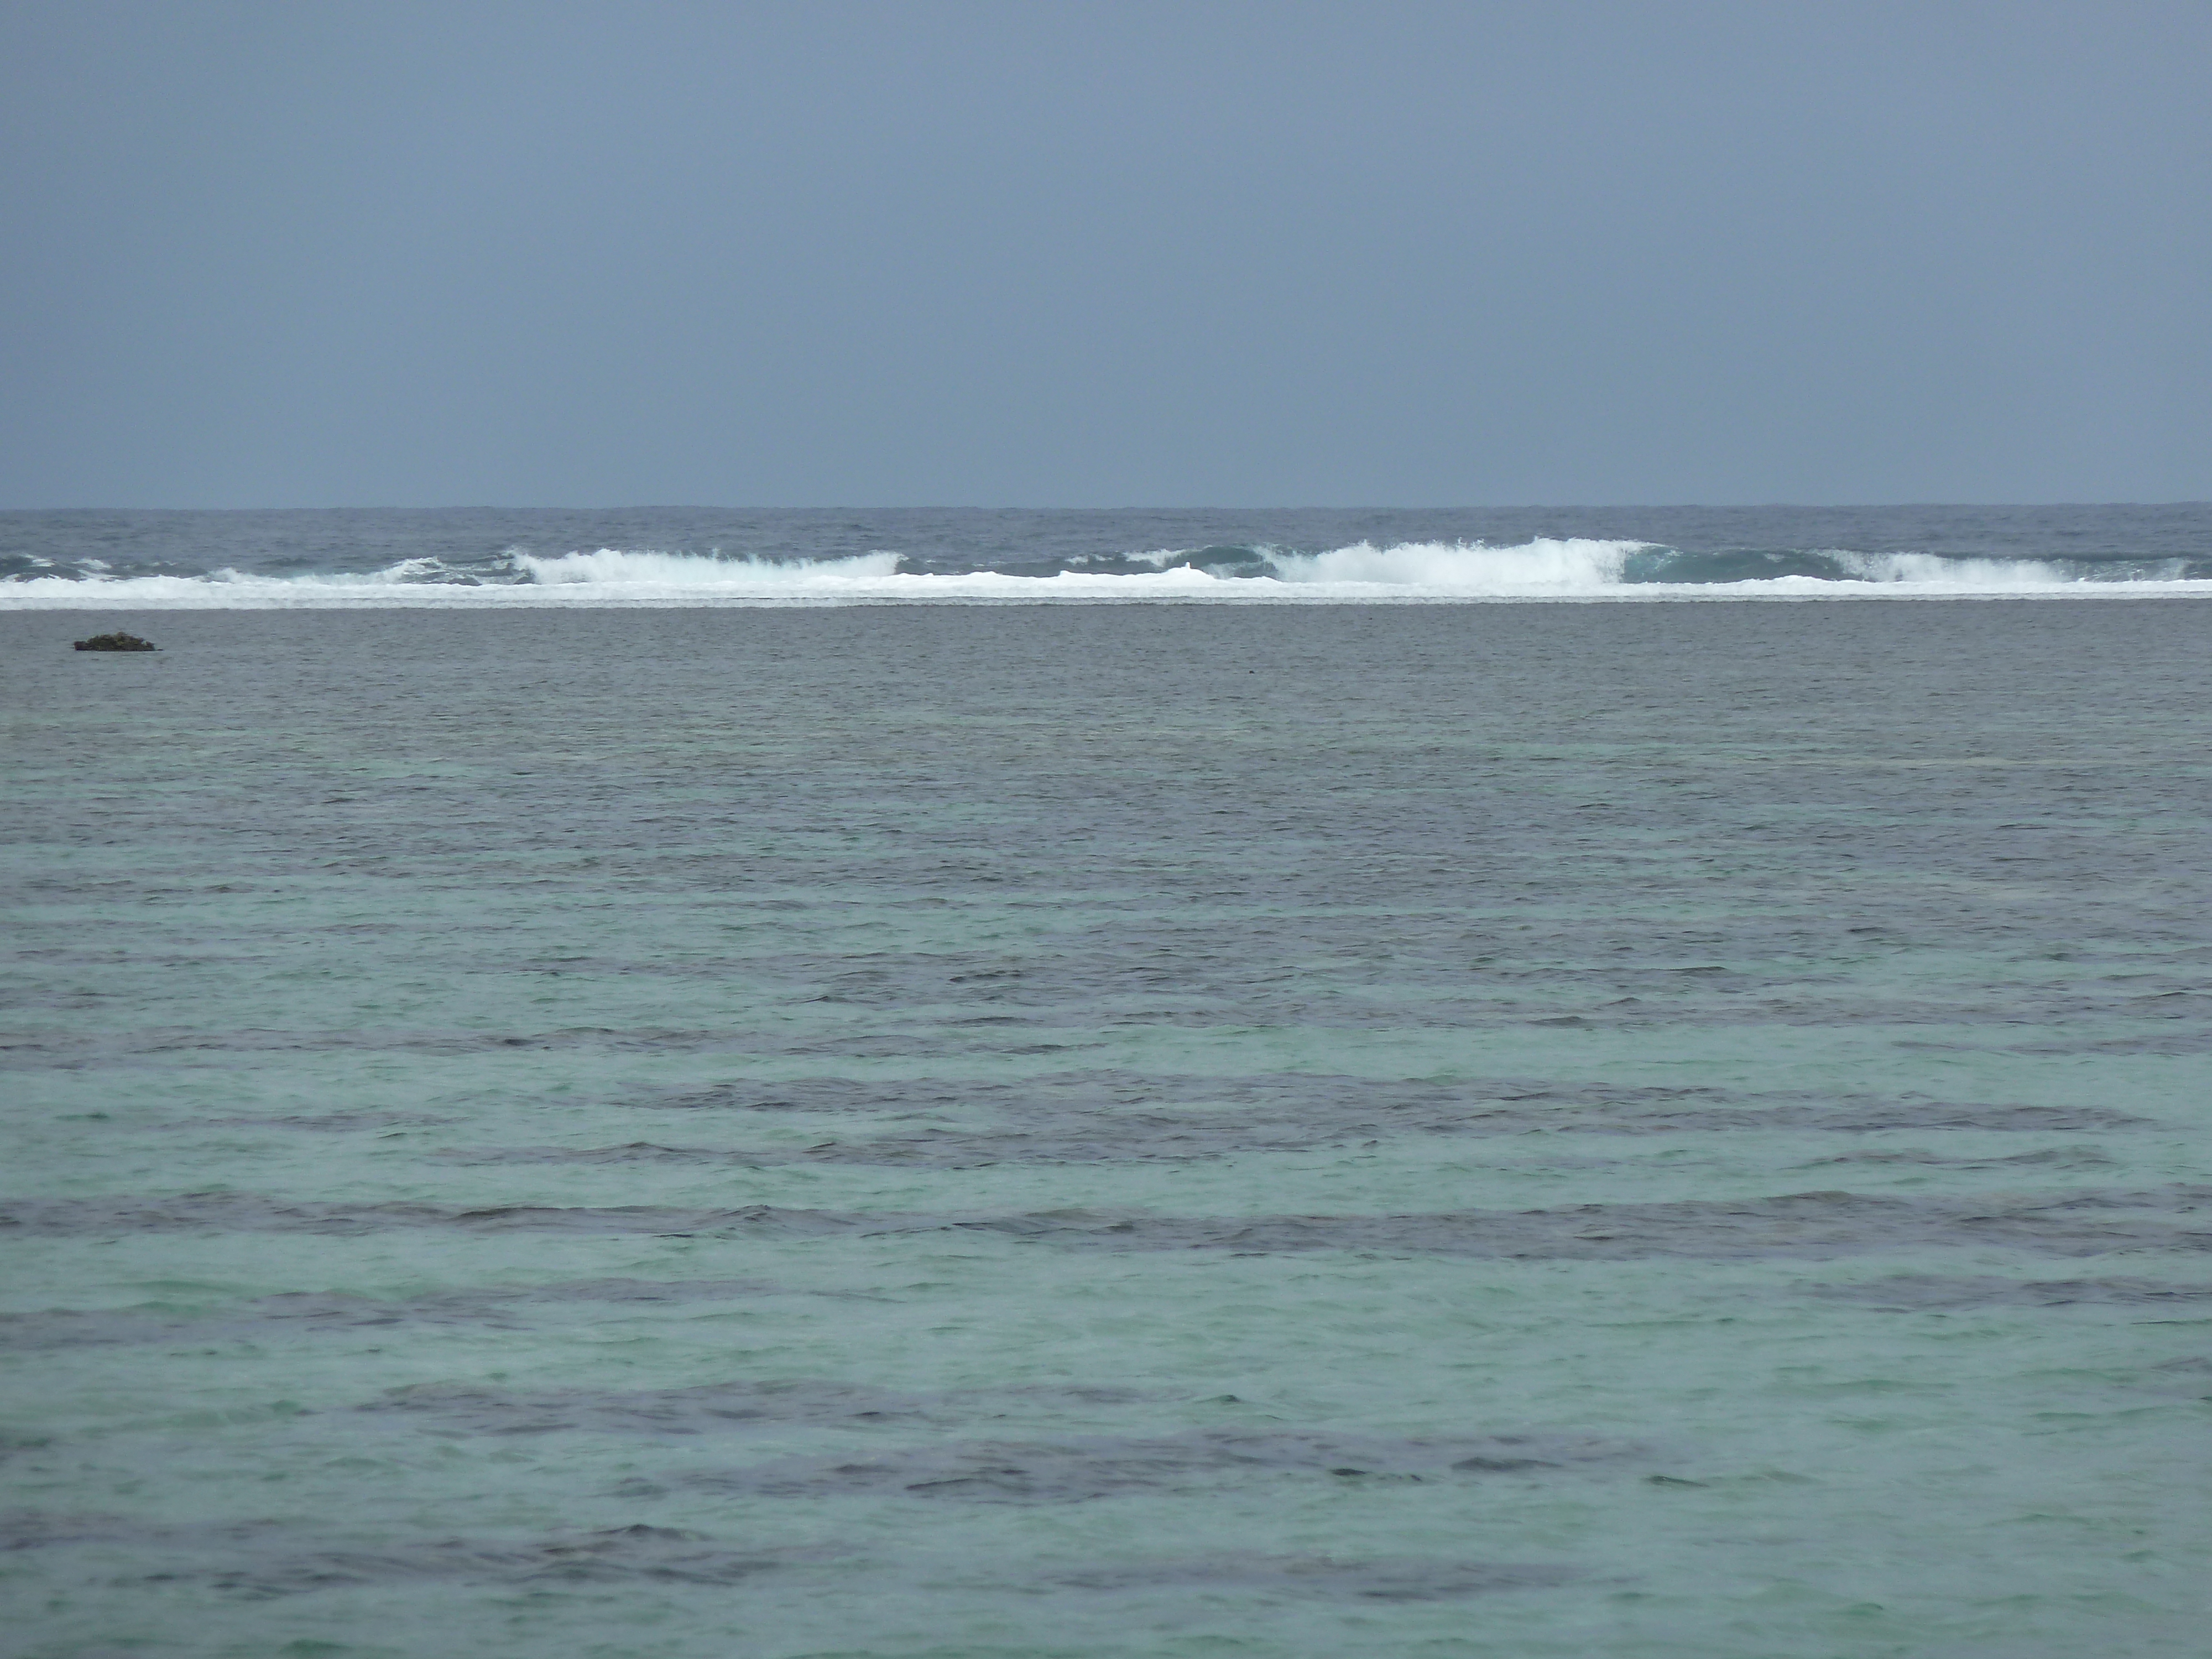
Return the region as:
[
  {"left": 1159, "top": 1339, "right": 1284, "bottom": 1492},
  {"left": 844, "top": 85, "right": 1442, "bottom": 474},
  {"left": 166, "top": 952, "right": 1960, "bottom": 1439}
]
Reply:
[{"left": 2, "top": 1, "right": 2206, "bottom": 508}]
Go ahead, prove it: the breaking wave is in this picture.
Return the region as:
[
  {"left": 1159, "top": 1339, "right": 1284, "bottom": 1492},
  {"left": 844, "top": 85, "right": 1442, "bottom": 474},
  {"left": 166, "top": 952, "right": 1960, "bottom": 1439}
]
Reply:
[{"left": 6, "top": 538, "right": 2210, "bottom": 608}]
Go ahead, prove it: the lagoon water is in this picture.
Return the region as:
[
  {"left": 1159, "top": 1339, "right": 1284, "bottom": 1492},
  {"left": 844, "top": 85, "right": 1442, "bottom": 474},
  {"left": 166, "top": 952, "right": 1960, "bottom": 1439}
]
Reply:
[{"left": 5, "top": 513, "right": 2212, "bottom": 1656}]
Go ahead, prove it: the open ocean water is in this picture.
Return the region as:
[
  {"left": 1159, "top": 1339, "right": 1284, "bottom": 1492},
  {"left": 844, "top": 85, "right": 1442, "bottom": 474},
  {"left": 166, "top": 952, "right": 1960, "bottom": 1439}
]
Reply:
[{"left": 4, "top": 506, "right": 2211, "bottom": 1657}]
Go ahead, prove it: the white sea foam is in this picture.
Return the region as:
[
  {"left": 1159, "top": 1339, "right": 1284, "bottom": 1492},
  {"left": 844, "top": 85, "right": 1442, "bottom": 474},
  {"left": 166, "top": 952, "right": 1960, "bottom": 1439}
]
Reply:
[
  {"left": 1271, "top": 538, "right": 1641, "bottom": 588},
  {"left": 3, "top": 538, "right": 2207, "bottom": 608},
  {"left": 512, "top": 549, "right": 906, "bottom": 586},
  {"left": 1833, "top": 551, "right": 2077, "bottom": 585}
]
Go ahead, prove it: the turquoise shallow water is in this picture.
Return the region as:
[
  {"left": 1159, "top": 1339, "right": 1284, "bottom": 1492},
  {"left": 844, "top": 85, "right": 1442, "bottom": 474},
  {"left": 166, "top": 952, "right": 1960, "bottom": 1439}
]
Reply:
[{"left": 5, "top": 602, "right": 2211, "bottom": 1657}]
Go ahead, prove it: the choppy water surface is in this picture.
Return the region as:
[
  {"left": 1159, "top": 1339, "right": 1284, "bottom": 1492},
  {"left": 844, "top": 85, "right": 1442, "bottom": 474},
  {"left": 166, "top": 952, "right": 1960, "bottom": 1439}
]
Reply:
[{"left": 4, "top": 602, "right": 2211, "bottom": 1657}]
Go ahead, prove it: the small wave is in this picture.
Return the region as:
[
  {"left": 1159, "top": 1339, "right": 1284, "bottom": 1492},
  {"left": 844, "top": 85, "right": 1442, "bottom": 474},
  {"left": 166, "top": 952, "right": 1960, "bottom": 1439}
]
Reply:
[
  {"left": 513, "top": 549, "right": 905, "bottom": 586},
  {"left": 1270, "top": 538, "right": 1642, "bottom": 588},
  {"left": 1839, "top": 551, "right": 2072, "bottom": 585}
]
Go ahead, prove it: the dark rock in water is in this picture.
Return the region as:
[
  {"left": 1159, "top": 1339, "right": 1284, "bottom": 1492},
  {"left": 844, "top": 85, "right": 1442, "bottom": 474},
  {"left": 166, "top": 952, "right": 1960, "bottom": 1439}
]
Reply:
[{"left": 72, "top": 632, "right": 158, "bottom": 651}]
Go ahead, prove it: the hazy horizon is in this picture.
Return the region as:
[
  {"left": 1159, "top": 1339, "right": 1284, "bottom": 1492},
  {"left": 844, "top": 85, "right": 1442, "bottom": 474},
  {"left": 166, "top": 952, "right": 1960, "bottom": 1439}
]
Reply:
[{"left": 12, "top": 498, "right": 2212, "bottom": 513}]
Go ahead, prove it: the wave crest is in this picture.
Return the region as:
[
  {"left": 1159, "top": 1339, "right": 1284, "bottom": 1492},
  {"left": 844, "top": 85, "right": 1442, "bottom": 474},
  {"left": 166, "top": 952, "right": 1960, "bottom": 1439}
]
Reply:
[
  {"left": 514, "top": 549, "right": 904, "bottom": 586},
  {"left": 1271, "top": 539, "right": 1641, "bottom": 588}
]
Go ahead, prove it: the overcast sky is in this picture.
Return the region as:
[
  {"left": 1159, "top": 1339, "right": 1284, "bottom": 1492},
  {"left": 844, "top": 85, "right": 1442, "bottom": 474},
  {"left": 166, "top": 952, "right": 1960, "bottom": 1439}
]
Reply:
[{"left": 2, "top": 1, "right": 2206, "bottom": 508}]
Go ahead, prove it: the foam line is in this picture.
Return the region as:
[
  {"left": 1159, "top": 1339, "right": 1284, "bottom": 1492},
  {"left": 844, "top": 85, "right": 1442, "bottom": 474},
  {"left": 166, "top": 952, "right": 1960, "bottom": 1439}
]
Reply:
[{"left": 6, "top": 539, "right": 2209, "bottom": 607}]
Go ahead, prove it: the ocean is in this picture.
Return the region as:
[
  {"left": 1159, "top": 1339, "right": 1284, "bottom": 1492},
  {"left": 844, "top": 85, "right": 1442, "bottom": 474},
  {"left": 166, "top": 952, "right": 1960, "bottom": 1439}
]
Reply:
[
  {"left": 4, "top": 503, "right": 2212, "bottom": 603},
  {"left": 4, "top": 505, "right": 2210, "bottom": 1657}
]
